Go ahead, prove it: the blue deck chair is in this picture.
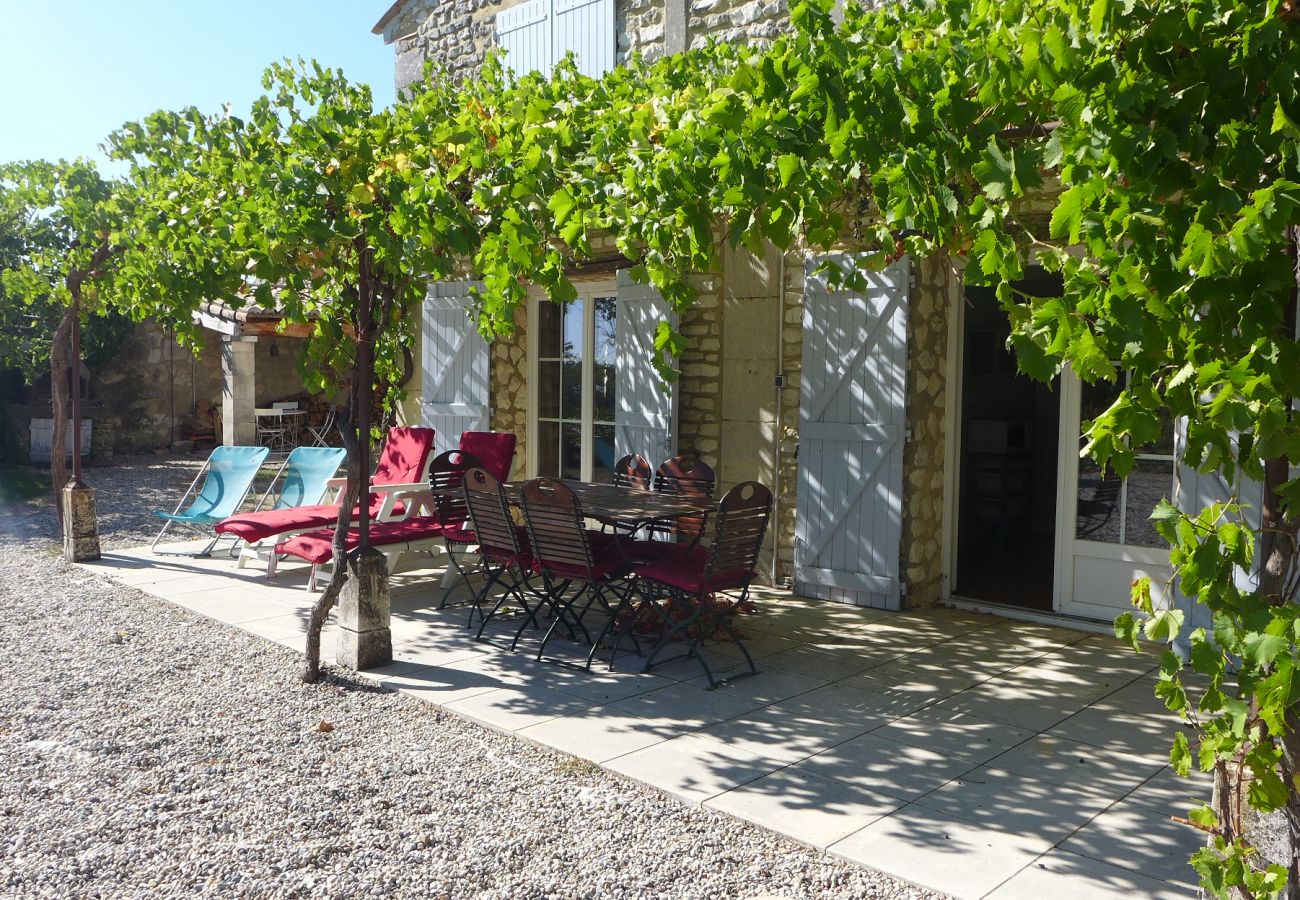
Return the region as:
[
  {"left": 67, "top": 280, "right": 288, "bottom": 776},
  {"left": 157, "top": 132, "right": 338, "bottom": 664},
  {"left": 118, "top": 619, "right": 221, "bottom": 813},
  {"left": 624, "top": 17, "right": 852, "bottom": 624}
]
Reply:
[
  {"left": 225, "top": 446, "right": 347, "bottom": 561},
  {"left": 151, "top": 445, "right": 270, "bottom": 556}
]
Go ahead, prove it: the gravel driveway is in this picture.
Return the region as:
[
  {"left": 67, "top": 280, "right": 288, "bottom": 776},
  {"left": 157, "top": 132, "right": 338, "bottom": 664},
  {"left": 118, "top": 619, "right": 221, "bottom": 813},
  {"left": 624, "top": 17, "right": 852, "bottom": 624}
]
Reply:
[{"left": 0, "top": 456, "right": 943, "bottom": 899}]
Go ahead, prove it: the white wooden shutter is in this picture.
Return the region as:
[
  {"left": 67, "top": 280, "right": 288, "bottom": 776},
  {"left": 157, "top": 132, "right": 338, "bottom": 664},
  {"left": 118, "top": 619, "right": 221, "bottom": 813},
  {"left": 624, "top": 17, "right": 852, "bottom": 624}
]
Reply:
[
  {"left": 1172, "top": 429, "right": 1265, "bottom": 655},
  {"left": 495, "top": 0, "right": 615, "bottom": 77},
  {"left": 553, "top": 0, "right": 615, "bottom": 77},
  {"left": 615, "top": 270, "right": 678, "bottom": 467},
  {"left": 794, "top": 255, "right": 908, "bottom": 610},
  {"left": 496, "top": 0, "right": 553, "bottom": 75},
  {"left": 421, "top": 281, "right": 490, "bottom": 457}
]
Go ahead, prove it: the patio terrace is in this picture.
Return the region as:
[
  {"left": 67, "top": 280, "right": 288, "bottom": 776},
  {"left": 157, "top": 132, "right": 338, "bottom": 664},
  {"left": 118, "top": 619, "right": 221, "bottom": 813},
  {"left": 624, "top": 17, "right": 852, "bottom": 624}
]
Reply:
[{"left": 82, "top": 543, "right": 1203, "bottom": 900}]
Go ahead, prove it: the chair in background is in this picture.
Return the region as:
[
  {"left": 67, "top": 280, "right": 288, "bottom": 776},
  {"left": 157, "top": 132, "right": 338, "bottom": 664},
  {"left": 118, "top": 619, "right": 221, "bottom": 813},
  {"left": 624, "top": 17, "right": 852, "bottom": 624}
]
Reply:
[
  {"left": 151, "top": 445, "right": 270, "bottom": 556},
  {"left": 601, "top": 453, "right": 653, "bottom": 537},
  {"left": 420, "top": 449, "right": 480, "bottom": 606},
  {"left": 1076, "top": 473, "right": 1123, "bottom": 539},
  {"left": 222, "top": 446, "right": 347, "bottom": 559},
  {"left": 460, "top": 468, "right": 543, "bottom": 647},
  {"left": 307, "top": 406, "right": 338, "bottom": 448},
  {"left": 612, "top": 453, "right": 652, "bottom": 490},
  {"left": 623, "top": 455, "right": 716, "bottom": 562},
  {"left": 520, "top": 478, "right": 640, "bottom": 669},
  {"left": 619, "top": 481, "right": 772, "bottom": 687}
]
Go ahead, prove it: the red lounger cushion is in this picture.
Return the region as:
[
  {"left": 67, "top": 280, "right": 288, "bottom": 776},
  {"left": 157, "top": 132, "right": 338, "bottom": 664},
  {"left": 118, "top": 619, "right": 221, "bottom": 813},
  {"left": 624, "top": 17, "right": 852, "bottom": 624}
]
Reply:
[
  {"left": 275, "top": 516, "right": 448, "bottom": 566},
  {"left": 459, "top": 431, "right": 517, "bottom": 484},
  {"left": 215, "top": 498, "right": 388, "bottom": 543},
  {"left": 215, "top": 426, "right": 434, "bottom": 543},
  {"left": 633, "top": 545, "right": 753, "bottom": 594}
]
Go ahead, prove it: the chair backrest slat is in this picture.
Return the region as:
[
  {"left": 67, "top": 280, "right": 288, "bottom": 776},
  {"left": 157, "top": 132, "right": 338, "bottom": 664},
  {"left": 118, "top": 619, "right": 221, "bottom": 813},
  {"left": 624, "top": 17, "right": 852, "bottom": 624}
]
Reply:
[
  {"left": 462, "top": 467, "right": 524, "bottom": 558},
  {"left": 704, "top": 481, "right": 772, "bottom": 582},
  {"left": 521, "top": 478, "right": 597, "bottom": 577},
  {"left": 428, "top": 449, "right": 480, "bottom": 525}
]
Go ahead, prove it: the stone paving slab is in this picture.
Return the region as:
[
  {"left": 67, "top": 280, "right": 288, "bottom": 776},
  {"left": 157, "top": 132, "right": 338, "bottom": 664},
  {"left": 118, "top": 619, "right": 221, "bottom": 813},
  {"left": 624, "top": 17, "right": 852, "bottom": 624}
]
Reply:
[{"left": 80, "top": 542, "right": 1199, "bottom": 899}]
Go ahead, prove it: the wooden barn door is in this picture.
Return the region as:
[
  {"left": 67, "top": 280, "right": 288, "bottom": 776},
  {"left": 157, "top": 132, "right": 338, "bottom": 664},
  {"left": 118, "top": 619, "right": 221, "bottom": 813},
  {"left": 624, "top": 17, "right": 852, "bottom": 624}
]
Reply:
[{"left": 794, "top": 256, "right": 908, "bottom": 609}]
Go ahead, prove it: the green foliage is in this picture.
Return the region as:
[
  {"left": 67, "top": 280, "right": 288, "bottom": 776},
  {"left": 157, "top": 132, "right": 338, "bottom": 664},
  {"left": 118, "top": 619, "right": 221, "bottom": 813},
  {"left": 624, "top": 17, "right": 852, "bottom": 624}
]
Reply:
[
  {"left": 0, "top": 160, "right": 132, "bottom": 382},
  {"left": 93, "top": 0, "right": 1300, "bottom": 890}
]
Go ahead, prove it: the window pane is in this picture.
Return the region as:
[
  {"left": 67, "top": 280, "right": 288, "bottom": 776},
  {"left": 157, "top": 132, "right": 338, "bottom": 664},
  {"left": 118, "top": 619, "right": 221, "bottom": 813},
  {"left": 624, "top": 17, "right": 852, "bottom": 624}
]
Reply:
[
  {"left": 1076, "top": 455, "right": 1122, "bottom": 543},
  {"left": 537, "top": 420, "right": 560, "bottom": 478},
  {"left": 592, "top": 424, "right": 615, "bottom": 484},
  {"left": 594, "top": 296, "right": 616, "bottom": 423},
  {"left": 1138, "top": 407, "right": 1176, "bottom": 457},
  {"left": 561, "top": 423, "right": 582, "bottom": 480},
  {"left": 562, "top": 360, "right": 582, "bottom": 421},
  {"left": 538, "top": 360, "right": 560, "bottom": 419},
  {"left": 563, "top": 299, "right": 584, "bottom": 363},
  {"left": 538, "top": 301, "right": 561, "bottom": 359},
  {"left": 1080, "top": 378, "right": 1122, "bottom": 429},
  {"left": 1125, "top": 459, "right": 1174, "bottom": 547}
]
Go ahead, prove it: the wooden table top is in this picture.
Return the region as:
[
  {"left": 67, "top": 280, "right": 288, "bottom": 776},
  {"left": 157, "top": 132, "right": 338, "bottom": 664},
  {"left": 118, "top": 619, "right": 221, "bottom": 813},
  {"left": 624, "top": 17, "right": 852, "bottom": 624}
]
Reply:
[{"left": 499, "top": 479, "right": 713, "bottom": 522}]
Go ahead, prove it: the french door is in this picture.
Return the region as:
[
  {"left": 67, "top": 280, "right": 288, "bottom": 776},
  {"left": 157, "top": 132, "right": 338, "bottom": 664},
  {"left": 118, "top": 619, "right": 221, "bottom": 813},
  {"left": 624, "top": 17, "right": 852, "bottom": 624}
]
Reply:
[
  {"left": 527, "top": 281, "right": 618, "bottom": 482},
  {"left": 1054, "top": 369, "right": 1176, "bottom": 619}
]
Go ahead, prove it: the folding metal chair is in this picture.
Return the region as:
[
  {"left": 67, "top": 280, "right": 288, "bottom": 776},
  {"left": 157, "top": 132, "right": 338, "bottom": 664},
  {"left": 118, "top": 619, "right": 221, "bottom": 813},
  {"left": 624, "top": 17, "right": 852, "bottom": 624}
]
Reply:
[
  {"left": 460, "top": 468, "right": 547, "bottom": 648},
  {"left": 521, "top": 478, "right": 641, "bottom": 669},
  {"left": 618, "top": 481, "right": 772, "bottom": 687},
  {"left": 307, "top": 406, "right": 338, "bottom": 447}
]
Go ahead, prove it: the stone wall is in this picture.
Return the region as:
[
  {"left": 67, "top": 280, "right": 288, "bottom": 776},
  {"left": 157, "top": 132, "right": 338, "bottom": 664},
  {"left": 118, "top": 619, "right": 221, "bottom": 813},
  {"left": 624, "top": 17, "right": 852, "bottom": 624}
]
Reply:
[
  {"left": 383, "top": 0, "right": 798, "bottom": 91},
  {"left": 902, "top": 254, "right": 953, "bottom": 607},
  {"left": 388, "top": 0, "right": 502, "bottom": 90},
  {"left": 685, "top": 0, "right": 791, "bottom": 52},
  {"left": 489, "top": 305, "right": 530, "bottom": 481}
]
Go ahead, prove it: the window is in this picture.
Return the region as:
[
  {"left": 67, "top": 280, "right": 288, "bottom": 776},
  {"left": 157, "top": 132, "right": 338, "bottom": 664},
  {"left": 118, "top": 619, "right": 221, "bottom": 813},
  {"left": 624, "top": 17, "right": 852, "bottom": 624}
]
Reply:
[
  {"left": 531, "top": 284, "right": 618, "bottom": 482},
  {"left": 1075, "top": 374, "right": 1175, "bottom": 547}
]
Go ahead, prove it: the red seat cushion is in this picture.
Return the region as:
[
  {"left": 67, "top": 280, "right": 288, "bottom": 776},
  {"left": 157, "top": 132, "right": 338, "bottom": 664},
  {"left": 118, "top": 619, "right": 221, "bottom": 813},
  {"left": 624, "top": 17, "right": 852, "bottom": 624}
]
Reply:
[
  {"left": 275, "top": 516, "right": 447, "bottom": 565},
  {"left": 373, "top": 426, "right": 437, "bottom": 485},
  {"left": 633, "top": 546, "right": 753, "bottom": 595},
  {"left": 458, "top": 431, "right": 517, "bottom": 484}
]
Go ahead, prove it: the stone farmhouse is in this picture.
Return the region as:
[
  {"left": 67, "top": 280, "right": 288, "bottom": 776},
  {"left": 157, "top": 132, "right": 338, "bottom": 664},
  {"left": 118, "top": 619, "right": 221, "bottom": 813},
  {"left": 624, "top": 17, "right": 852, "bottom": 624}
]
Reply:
[{"left": 369, "top": 0, "right": 1208, "bottom": 630}]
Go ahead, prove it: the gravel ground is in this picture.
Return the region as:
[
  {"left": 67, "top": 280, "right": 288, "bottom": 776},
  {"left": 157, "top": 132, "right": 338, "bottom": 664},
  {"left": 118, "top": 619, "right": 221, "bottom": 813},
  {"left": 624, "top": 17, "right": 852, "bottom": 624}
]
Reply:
[{"left": 0, "top": 456, "right": 945, "bottom": 900}]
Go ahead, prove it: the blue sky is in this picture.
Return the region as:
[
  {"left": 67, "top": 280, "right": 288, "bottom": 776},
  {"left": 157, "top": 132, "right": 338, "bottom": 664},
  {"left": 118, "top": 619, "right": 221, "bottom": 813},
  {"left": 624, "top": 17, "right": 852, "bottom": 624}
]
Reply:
[{"left": 0, "top": 1, "right": 398, "bottom": 168}]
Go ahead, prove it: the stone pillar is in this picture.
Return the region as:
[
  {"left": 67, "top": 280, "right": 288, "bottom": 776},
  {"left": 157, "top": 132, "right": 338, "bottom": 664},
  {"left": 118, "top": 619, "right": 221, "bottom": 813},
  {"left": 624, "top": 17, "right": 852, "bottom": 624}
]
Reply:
[
  {"left": 62, "top": 480, "right": 101, "bottom": 562},
  {"left": 336, "top": 548, "right": 393, "bottom": 670},
  {"left": 221, "top": 335, "right": 258, "bottom": 446}
]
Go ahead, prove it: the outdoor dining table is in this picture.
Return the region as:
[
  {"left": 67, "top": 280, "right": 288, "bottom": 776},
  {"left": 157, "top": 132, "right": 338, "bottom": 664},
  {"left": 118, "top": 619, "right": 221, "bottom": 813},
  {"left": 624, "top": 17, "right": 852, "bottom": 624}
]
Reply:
[{"left": 497, "top": 478, "right": 713, "bottom": 525}]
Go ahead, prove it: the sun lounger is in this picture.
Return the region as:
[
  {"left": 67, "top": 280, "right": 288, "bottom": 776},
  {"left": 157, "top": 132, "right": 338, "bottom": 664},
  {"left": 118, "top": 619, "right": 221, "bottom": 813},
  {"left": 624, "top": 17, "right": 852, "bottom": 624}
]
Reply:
[
  {"left": 214, "top": 426, "right": 436, "bottom": 567},
  {"left": 151, "top": 445, "right": 270, "bottom": 556}
]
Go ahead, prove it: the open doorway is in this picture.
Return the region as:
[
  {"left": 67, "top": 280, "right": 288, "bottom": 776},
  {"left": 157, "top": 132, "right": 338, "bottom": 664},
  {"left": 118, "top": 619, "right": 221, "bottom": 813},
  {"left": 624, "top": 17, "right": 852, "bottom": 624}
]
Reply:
[{"left": 953, "top": 274, "right": 1062, "bottom": 610}]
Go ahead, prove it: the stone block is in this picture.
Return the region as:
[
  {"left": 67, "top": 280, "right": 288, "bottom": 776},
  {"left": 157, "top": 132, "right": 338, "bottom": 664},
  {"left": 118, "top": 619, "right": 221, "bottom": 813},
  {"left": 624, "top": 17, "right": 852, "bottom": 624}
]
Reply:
[
  {"left": 336, "top": 548, "right": 393, "bottom": 670},
  {"left": 62, "top": 481, "right": 101, "bottom": 562}
]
